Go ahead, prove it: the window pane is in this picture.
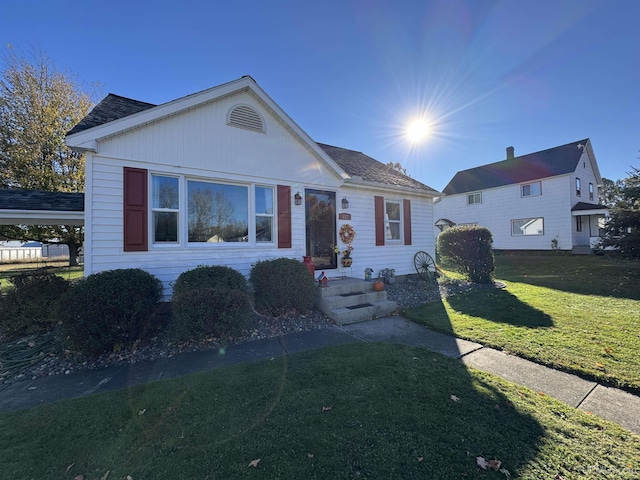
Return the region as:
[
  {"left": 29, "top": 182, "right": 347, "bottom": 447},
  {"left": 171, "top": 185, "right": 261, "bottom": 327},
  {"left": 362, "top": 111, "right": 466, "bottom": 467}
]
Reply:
[
  {"left": 256, "top": 216, "right": 273, "bottom": 242},
  {"left": 387, "top": 222, "right": 400, "bottom": 240},
  {"left": 386, "top": 202, "right": 400, "bottom": 220},
  {"left": 153, "top": 212, "right": 178, "bottom": 242},
  {"left": 152, "top": 176, "right": 179, "bottom": 209},
  {"left": 512, "top": 218, "right": 544, "bottom": 236},
  {"left": 188, "top": 181, "right": 248, "bottom": 242},
  {"left": 255, "top": 186, "right": 273, "bottom": 214}
]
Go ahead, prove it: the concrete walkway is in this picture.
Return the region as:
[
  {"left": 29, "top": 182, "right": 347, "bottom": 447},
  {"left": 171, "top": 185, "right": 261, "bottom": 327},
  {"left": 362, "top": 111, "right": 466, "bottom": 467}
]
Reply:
[{"left": 1, "top": 317, "right": 639, "bottom": 436}]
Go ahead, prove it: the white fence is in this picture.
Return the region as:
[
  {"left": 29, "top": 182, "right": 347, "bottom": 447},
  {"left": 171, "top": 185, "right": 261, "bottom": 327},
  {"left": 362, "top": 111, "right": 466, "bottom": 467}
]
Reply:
[{"left": 0, "top": 247, "right": 42, "bottom": 262}]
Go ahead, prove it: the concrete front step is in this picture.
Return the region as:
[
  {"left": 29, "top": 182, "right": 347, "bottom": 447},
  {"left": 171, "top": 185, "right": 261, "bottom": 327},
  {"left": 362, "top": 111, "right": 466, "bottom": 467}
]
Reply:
[
  {"left": 315, "top": 276, "right": 398, "bottom": 325},
  {"left": 572, "top": 245, "right": 592, "bottom": 255}
]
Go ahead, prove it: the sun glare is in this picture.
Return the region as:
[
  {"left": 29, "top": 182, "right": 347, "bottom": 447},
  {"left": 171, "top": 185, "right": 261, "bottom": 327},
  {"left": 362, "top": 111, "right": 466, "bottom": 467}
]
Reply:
[{"left": 406, "top": 118, "right": 430, "bottom": 143}]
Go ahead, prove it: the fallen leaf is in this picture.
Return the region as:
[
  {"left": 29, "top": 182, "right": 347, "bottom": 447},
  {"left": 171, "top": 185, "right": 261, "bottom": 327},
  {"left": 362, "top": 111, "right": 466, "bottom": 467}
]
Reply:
[
  {"left": 596, "top": 362, "right": 605, "bottom": 369},
  {"left": 476, "top": 456, "right": 488, "bottom": 470},
  {"left": 100, "top": 471, "right": 110, "bottom": 480},
  {"left": 554, "top": 474, "right": 565, "bottom": 480},
  {"left": 450, "top": 394, "right": 460, "bottom": 402},
  {"left": 517, "top": 392, "right": 525, "bottom": 399},
  {"left": 499, "top": 467, "right": 511, "bottom": 477},
  {"left": 248, "top": 459, "right": 261, "bottom": 468},
  {"left": 537, "top": 391, "right": 546, "bottom": 397},
  {"left": 66, "top": 463, "right": 75, "bottom": 473},
  {"left": 126, "top": 476, "right": 133, "bottom": 480},
  {"left": 74, "top": 476, "right": 84, "bottom": 480},
  {"left": 307, "top": 453, "right": 314, "bottom": 459},
  {"left": 138, "top": 409, "right": 146, "bottom": 416},
  {"left": 604, "top": 347, "right": 613, "bottom": 354},
  {"left": 488, "top": 459, "right": 502, "bottom": 471},
  {"left": 322, "top": 405, "right": 332, "bottom": 412},
  {"left": 417, "top": 457, "right": 424, "bottom": 462}
]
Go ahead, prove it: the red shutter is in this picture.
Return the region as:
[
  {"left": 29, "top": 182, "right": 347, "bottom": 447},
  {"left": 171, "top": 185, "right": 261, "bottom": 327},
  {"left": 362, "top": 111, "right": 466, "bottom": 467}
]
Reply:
[
  {"left": 123, "top": 167, "right": 148, "bottom": 252},
  {"left": 374, "top": 195, "right": 385, "bottom": 246},
  {"left": 403, "top": 199, "right": 412, "bottom": 246},
  {"left": 277, "top": 185, "right": 292, "bottom": 248}
]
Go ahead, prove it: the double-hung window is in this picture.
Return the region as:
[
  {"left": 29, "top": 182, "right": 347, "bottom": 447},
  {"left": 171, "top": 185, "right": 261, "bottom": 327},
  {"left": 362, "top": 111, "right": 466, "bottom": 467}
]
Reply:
[
  {"left": 255, "top": 186, "right": 274, "bottom": 242},
  {"left": 385, "top": 201, "right": 401, "bottom": 240},
  {"left": 589, "top": 183, "right": 594, "bottom": 201},
  {"left": 467, "top": 192, "right": 482, "bottom": 205},
  {"left": 576, "top": 178, "right": 581, "bottom": 196},
  {"left": 521, "top": 181, "right": 541, "bottom": 197},
  {"left": 151, "top": 175, "right": 179, "bottom": 243}
]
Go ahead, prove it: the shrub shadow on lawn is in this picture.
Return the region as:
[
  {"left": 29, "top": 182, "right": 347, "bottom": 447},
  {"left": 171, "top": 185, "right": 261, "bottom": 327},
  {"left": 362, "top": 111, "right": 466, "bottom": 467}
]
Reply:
[{"left": 447, "top": 288, "right": 554, "bottom": 328}]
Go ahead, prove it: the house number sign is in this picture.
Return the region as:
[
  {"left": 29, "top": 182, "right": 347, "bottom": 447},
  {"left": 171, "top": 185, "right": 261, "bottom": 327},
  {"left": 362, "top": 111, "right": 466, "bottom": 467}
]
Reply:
[{"left": 339, "top": 213, "right": 351, "bottom": 220}]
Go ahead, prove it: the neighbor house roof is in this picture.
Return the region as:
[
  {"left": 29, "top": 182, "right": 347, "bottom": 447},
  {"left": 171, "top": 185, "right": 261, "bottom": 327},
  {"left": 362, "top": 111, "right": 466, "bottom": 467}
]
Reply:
[
  {"left": 442, "top": 139, "right": 591, "bottom": 195},
  {"left": 571, "top": 201, "right": 608, "bottom": 216},
  {"left": 67, "top": 83, "right": 438, "bottom": 194},
  {"left": 0, "top": 189, "right": 84, "bottom": 225}
]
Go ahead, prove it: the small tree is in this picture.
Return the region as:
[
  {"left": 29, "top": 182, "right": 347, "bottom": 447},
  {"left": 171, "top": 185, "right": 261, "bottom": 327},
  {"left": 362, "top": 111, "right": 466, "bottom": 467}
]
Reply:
[
  {"left": 600, "top": 167, "right": 640, "bottom": 258},
  {"left": 437, "top": 225, "right": 495, "bottom": 284}
]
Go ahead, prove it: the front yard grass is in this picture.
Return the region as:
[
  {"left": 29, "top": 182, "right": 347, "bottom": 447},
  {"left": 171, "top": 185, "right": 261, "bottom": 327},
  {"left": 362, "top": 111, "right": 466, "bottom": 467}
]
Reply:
[
  {"left": 1, "top": 343, "right": 639, "bottom": 479},
  {"left": 0, "top": 261, "right": 83, "bottom": 293},
  {"left": 404, "top": 254, "right": 640, "bottom": 392}
]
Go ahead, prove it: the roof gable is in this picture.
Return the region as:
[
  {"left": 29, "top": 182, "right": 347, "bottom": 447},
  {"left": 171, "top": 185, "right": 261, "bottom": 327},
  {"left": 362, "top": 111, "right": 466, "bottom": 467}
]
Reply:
[{"left": 442, "top": 139, "right": 590, "bottom": 195}]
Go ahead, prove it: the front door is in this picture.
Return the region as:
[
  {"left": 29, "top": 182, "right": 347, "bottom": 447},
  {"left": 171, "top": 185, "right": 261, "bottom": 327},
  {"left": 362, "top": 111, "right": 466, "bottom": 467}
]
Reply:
[{"left": 305, "top": 189, "right": 336, "bottom": 269}]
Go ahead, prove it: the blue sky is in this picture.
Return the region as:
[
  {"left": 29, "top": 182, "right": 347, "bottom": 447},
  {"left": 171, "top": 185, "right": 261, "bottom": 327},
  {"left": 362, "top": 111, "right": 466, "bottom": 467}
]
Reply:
[{"left": 1, "top": 0, "right": 638, "bottom": 191}]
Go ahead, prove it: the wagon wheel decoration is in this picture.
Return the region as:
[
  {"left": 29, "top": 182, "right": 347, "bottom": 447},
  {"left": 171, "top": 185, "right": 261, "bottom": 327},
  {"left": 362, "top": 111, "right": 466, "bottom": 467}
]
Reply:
[
  {"left": 413, "top": 251, "right": 438, "bottom": 286},
  {"left": 339, "top": 223, "right": 355, "bottom": 245}
]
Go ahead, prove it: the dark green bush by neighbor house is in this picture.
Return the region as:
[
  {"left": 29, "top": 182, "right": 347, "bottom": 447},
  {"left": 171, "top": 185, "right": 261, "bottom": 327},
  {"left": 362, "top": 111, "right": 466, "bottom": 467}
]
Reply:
[
  {"left": 0, "top": 271, "right": 70, "bottom": 340},
  {"left": 438, "top": 225, "right": 495, "bottom": 284},
  {"left": 250, "top": 257, "right": 316, "bottom": 316},
  {"left": 57, "top": 268, "right": 163, "bottom": 355},
  {"left": 170, "top": 265, "right": 250, "bottom": 341}
]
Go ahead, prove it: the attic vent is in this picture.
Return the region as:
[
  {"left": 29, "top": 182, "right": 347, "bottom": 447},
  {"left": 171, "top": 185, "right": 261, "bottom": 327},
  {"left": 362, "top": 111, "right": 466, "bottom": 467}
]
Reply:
[{"left": 227, "top": 104, "right": 265, "bottom": 133}]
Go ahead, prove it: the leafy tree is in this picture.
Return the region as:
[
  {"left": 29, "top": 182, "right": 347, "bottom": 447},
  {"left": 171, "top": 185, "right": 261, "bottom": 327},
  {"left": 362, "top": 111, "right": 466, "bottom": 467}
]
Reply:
[
  {"left": 0, "top": 48, "right": 94, "bottom": 265},
  {"left": 599, "top": 177, "right": 625, "bottom": 208},
  {"left": 600, "top": 167, "right": 640, "bottom": 257},
  {"left": 387, "top": 161, "right": 409, "bottom": 176}
]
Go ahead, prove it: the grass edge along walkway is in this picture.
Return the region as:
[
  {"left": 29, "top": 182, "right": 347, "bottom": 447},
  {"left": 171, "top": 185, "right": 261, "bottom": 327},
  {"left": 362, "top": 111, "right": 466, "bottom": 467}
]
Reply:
[{"left": 1, "top": 343, "right": 639, "bottom": 479}]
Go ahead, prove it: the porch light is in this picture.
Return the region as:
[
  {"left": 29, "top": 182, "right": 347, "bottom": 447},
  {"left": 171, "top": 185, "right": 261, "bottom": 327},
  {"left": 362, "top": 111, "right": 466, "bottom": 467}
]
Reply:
[
  {"left": 294, "top": 192, "right": 302, "bottom": 206},
  {"left": 342, "top": 197, "right": 349, "bottom": 209}
]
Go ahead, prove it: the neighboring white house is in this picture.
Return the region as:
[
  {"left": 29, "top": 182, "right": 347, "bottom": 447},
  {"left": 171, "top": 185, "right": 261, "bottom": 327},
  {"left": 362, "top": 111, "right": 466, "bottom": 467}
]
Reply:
[
  {"left": 433, "top": 139, "right": 608, "bottom": 253},
  {"left": 65, "top": 76, "right": 440, "bottom": 297}
]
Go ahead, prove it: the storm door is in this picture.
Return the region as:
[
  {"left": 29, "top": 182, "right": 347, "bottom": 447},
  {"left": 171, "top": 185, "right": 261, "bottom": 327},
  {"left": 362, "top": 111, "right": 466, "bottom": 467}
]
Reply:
[{"left": 305, "top": 189, "right": 336, "bottom": 269}]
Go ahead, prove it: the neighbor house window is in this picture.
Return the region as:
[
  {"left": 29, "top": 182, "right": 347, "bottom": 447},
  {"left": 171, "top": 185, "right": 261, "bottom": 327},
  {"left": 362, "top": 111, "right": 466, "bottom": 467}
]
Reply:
[
  {"left": 511, "top": 217, "right": 544, "bottom": 236},
  {"left": 521, "top": 181, "right": 541, "bottom": 197},
  {"left": 255, "top": 186, "right": 274, "bottom": 242},
  {"left": 187, "top": 180, "right": 249, "bottom": 243},
  {"left": 467, "top": 192, "right": 482, "bottom": 205},
  {"left": 385, "top": 201, "right": 401, "bottom": 240},
  {"left": 151, "top": 175, "right": 179, "bottom": 243},
  {"left": 589, "top": 182, "right": 594, "bottom": 201},
  {"left": 576, "top": 178, "right": 581, "bottom": 196}
]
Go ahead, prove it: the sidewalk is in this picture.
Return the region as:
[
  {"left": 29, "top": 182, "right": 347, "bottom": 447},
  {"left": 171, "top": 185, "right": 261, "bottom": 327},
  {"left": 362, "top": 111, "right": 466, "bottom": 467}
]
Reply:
[{"left": 1, "top": 317, "right": 639, "bottom": 436}]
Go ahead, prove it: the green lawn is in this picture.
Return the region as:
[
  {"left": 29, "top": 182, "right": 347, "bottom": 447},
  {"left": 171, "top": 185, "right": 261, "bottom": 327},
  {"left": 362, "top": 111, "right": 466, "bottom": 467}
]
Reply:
[
  {"left": 1, "top": 344, "right": 638, "bottom": 479},
  {"left": 404, "top": 253, "right": 640, "bottom": 392},
  {"left": 0, "top": 261, "right": 83, "bottom": 293}
]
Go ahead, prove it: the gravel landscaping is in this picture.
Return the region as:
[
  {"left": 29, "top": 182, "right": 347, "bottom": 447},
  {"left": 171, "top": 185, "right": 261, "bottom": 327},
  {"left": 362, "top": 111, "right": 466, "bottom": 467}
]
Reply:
[{"left": 0, "top": 275, "right": 483, "bottom": 386}]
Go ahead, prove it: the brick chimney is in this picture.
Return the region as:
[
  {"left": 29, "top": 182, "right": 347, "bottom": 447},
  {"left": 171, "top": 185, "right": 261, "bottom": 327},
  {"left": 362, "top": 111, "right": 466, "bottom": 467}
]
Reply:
[{"left": 506, "top": 146, "right": 514, "bottom": 159}]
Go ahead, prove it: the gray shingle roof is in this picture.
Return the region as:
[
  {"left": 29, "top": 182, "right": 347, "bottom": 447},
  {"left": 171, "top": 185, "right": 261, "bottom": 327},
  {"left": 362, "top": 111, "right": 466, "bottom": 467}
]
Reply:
[
  {"left": 442, "top": 139, "right": 590, "bottom": 195},
  {"left": 317, "top": 143, "right": 437, "bottom": 192},
  {"left": 67, "top": 93, "right": 438, "bottom": 193},
  {"left": 66, "top": 94, "right": 156, "bottom": 136},
  {"left": 571, "top": 201, "right": 607, "bottom": 212},
  {"left": 0, "top": 189, "right": 84, "bottom": 211}
]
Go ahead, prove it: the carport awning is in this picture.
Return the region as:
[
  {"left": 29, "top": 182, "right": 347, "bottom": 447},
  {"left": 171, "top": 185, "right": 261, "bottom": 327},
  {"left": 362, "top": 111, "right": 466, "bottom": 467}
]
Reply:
[{"left": 0, "top": 189, "right": 84, "bottom": 225}]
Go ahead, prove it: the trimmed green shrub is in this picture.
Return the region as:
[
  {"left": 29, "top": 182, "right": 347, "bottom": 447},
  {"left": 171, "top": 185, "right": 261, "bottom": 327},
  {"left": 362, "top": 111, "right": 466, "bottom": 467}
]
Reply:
[
  {"left": 0, "top": 271, "right": 70, "bottom": 340},
  {"left": 250, "top": 257, "right": 315, "bottom": 315},
  {"left": 57, "top": 268, "right": 163, "bottom": 355},
  {"left": 170, "top": 265, "right": 249, "bottom": 341},
  {"left": 437, "top": 226, "right": 495, "bottom": 284}
]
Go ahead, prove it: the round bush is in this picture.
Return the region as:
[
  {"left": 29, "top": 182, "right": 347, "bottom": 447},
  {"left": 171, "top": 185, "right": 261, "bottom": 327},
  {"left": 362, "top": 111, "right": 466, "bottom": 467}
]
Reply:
[
  {"left": 250, "top": 257, "right": 316, "bottom": 315},
  {"left": 173, "top": 265, "right": 248, "bottom": 297},
  {"left": 437, "top": 225, "right": 495, "bottom": 284},
  {"left": 171, "top": 287, "right": 249, "bottom": 340},
  {"left": 57, "top": 268, "right": 163, "bottom": 355},
  {"left": 0, "top": 271, "right": 70, "bottom": 340}
]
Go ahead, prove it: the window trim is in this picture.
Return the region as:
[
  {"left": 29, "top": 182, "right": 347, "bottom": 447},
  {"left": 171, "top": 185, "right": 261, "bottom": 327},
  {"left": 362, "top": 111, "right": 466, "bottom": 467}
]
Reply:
[
  {"left": 467, "top": 192, "right": 482, "bottom": 205},
  {"left": 385, "top": 199, "right": 402, "bottom": 242},
  {"left": 521, "top": 181, "right": 541, "bottom": 197},
  {"left": 255, "top": 185, "right": 275, "bottom": 244},
  {"left": 511, "top": 217, "right": 545, "bottom": 236}
]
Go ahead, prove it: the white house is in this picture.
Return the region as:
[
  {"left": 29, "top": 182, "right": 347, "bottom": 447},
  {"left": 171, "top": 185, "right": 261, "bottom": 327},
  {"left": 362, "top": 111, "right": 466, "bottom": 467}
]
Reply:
[
  {"left": 433, "top": 139, "right": 608, "bottom": 253},
  {"left": 65, "top": 76, "right": 440, "bottom": 298}
]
